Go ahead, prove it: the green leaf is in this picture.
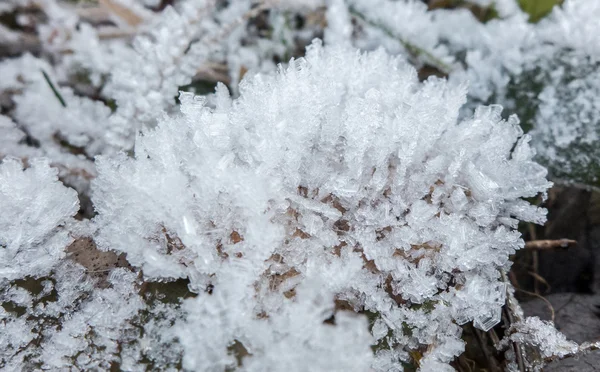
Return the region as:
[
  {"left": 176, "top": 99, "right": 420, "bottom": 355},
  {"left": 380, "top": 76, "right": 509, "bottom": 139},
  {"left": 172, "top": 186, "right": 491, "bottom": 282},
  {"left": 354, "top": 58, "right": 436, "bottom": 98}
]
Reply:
[{"left": 518, "top": 0, "right": 563, "bottom": 23}]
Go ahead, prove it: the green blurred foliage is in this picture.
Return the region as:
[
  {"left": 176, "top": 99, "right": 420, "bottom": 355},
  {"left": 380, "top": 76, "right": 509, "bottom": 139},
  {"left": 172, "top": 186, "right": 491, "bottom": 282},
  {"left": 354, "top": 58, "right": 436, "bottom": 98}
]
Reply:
[{"left": 518, "top": 0, "right": 563, "bottom": 22}]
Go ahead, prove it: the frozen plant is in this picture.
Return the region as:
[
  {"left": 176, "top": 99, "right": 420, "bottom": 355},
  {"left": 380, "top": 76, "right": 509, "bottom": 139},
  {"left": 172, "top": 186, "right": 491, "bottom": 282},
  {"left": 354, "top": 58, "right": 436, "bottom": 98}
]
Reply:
[
  {"left": 515, "top": 0, "right": 600, "bottom": 187},
  {"left": 500, "top": 316, "right": 600, "bottom": 371},
  {"left": 2, "top": 0, "right": 598, "bottom": 370},
  {"left": 0, "top": 157, "right": 79, "bottom": 280},
  {"left": 432, "top": 0, "right": 600, "bottom": 187},
  {"left": 93, "top": 41, "right": 552, "bottom": 370},
  {"left": 0, "top": 0, "right": 325, "bottom": 159},
  {"left": 326, "top": 0, "right": 454, "bottom": 72},
  {"left": 0, "top": 157, "right": 146, "bottom": 370}
]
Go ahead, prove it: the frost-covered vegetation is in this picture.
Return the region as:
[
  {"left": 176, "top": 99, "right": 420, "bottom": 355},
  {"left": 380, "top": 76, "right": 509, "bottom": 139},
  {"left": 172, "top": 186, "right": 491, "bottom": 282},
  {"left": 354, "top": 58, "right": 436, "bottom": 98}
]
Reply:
[{"left": 1, "top": 0, "right": 599, "bottom": 371}]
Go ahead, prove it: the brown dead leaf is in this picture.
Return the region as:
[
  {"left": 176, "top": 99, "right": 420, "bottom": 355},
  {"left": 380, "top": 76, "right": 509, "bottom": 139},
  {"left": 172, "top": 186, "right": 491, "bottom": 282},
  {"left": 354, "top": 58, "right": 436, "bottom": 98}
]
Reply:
[
  {"left": 67, "top": 237, "right": 132, "bottom": 288},
  {"left": 99, "top": 0, "right": 144, "bottom": 27}
]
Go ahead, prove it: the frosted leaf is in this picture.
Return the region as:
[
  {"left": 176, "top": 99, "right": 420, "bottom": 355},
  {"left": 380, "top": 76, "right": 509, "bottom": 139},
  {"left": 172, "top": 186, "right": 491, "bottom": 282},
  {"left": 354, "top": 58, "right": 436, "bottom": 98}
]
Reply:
[
  {"left": 501, "top": 316, "right": 582, "bottom": 371},
  {"left": 525, "top": 52, "right": 600, "bottom": 187},
  {"left": 536, "top": 0, "right": 600, "bottom": 58},
  {"left": 0, "top": 55, "right": 101, "bottom": 203},
  {"left": 102, "top": 1, "right": 281, "bottom": 150},
  {"left": 62, "top": 23, "right": 138, "bottom": 87},
  {"left": 438, "top": 0, "right": 600, "bottom": 187},
  {"left": 507, "top": 317, "right": 579, "bottom": 359},
  {"left": 345, "top": 0, "right": 453, "bottom": 70}
]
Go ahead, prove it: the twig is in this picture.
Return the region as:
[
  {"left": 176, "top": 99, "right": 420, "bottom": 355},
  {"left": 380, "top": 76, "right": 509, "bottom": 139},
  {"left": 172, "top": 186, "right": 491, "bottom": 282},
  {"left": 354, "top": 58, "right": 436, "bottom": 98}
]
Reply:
[
  {"left": 195, "top": 63, "right": 232, "bottom": 85},
  {"left": 501, "top": 271, "right": 526, "bottom": 372},
  {"left": 488, "top": 328, "right": 501, "bottom": 349},
  {"left": 524, "top": 239, "right": 577, "bottom": 250},
  {"left": 527, "top": 271, "right": 551, "bottom": 293},
  {"left": 0, "top": 34, "right": 42, "bottom": 57},
  {"left": 98, "top": 28, "right": 138, "bottom": 40},
  {"left": 473, "top": 326, "right": 502, "bottom": 372},
  {"left": 527, "top": 223, "right": 541, "bottom": 294},
  {"left": 515, "top": 287, "right": 556, "bottom": 323}
]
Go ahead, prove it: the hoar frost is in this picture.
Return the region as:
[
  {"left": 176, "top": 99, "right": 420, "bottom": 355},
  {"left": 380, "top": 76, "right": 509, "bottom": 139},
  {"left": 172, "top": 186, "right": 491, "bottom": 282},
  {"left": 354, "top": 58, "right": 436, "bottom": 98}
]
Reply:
[
  {"left": 0, "top": 158, "right": 79, "bottom": 280},
  {"left": 92, "top": 42, "right": 551, "bottom": 370}
]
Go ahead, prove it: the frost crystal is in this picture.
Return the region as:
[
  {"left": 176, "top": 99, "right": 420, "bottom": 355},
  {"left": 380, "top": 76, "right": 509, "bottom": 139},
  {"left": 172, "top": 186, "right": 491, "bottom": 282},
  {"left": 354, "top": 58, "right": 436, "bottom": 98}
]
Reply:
[
  {"left": 344, "top": 0, "right": 453, "bottom": 70},
  {"left": 434, "top": 0, "right": 600, "bottom": 187},
  {"left": 0, "top": 158, "right": 79, "bottom": 280},
  {"left": 93, "top": 42, "right": 551, "bottom": 369},
  {"left": 500, "top": 316, "right": 583, "bottom": 371},
  {"left": 506, "top": 317, "right": 579, "bottom": 359},
  {"left": 4, "top": 0, "right": 594, "bottom": 370}
]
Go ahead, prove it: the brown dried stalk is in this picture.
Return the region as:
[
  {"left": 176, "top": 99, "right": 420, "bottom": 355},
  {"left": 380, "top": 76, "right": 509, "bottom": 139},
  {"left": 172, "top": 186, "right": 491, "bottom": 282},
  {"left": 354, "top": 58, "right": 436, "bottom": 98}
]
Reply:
[{"left": 524, "top": 239, "right": 577, "bottom": 250}]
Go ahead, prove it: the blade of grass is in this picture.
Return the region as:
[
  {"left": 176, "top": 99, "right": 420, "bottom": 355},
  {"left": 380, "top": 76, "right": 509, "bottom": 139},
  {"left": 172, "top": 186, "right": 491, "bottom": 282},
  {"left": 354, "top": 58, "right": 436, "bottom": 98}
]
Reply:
[{"left": 41, "top": 69, "right": 67, "bottom": 108}]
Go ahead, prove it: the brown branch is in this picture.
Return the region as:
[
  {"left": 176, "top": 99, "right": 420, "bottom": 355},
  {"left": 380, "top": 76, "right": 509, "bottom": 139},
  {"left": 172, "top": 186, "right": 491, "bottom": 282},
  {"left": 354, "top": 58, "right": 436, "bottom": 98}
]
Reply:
[
  {"left": 524, "top": 239, "right": 577, "bottom": 250},
  {"left": 473, "top": 326, "right": 502, "bottom": 372},
  {"left": 501, "top": 271, "right": 526, "bottom": 372}
]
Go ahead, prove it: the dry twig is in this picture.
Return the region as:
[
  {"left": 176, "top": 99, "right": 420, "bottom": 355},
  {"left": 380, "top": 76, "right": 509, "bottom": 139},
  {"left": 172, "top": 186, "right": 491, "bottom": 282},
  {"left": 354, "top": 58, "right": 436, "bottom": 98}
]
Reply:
[{"left": 524, "top": 239, "right": 577, "bottom": 250}]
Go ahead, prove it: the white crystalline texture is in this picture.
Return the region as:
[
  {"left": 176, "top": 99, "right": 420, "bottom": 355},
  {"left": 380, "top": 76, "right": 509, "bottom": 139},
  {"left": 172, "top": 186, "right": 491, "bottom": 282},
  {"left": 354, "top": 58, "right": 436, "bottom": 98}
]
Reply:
[
  {"left": 526, "top": 51, "right": 600, "bottom": 186},
  {"left": 346, "top": 0, "right": 453, "bottom": 69},
  {"left": 537, "top": 0, "right": 600, "bottom": 60},
  {"left": 93, "top": 42, "right": 551, "bottom": 370},
  {"left": 0, "top": 156, "right": 146, "bottom": 371},
  {"left": 0, "top": 157, "right": 79, "bottom": 280},
  {"left": 240, "top": 282, "right": 375, "bottom": 372},
  {"left": 435, "top": 0, "right": 600, "bottom": 186},
  {"left": 12, "top": 69, "right": 113, "bottom": 156},
  {"left": 0, "top": 115, "right": 40, "bottom": 160},
  {"left": 39, "top": 269, "right": 144, "bottom": 370},
  {"left": 1, "top": 0, "right": 590, "bottom": 369},
  {"left": 1, "top": 262, "right": 145, "bottom": 370},
  {"left": 102, "top": 0, "right": 254, "bottom": 150},
  {"left": 507, "top": 317, "right": 579, "bottom": 359}
]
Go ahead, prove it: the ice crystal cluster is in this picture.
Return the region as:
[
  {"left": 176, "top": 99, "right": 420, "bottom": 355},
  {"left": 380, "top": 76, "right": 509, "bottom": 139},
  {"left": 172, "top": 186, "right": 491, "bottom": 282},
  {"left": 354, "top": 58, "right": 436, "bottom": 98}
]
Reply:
[
  {"left": 92, "top": 42, "right": 551, "bottom": 370},
  {"left": 1, "top": 0, "right": 598, "bottom": 371},
  {"left": 435, "top": 0, "right": 600, "bottom": 187},
  {"left": 333, "top": 0, "right": 600, "bottom": 186},
  {"left": 0, "top": 157, "right": 143, "bottom": 370}
]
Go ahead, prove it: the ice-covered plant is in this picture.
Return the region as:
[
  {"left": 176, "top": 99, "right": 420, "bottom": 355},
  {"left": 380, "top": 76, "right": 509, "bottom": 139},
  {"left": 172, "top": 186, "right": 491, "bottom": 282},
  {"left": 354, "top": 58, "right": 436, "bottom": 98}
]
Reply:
[
  {"left": 0, "top": 157, "right": 79, "bottom": 280},
  {"left": 509, "top": 0, "right": 600, "bottom": 188},
  {"left": 0, "top": 157, "right": 142, "bottom": 370},
  {"left": 330, "top": 0, "right": 600, "bottom": 188},
  {"left": 434, "top": 0, "right": 600, "bottom": 188},
  {"left": 2, "top": 0, "right": 598, "bottom": 370},
  {"left": 92, "top": 41, "right": 552, "bottom": 370}
]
